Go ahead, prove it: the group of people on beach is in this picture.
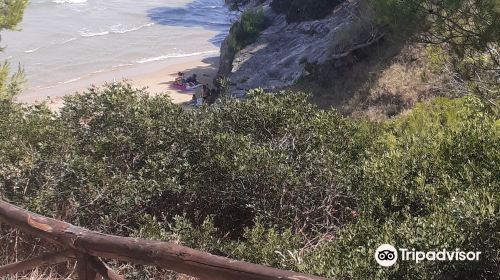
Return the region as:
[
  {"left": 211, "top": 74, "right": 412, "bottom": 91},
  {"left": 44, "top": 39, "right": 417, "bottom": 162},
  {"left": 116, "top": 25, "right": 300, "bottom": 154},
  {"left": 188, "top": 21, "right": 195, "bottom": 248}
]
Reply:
[
  {"left": 175, "top": 72, "right": 199, "bottom": 87},
  {"left": 175, "top": 72, "right": 219, "bottom": 106}
]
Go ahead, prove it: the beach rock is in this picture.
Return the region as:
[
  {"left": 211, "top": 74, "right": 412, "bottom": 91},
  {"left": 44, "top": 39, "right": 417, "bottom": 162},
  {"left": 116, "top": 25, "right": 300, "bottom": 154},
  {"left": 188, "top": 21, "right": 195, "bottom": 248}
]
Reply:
[{"left": 221, "top": 1, "right": 362, "bottom": 97}]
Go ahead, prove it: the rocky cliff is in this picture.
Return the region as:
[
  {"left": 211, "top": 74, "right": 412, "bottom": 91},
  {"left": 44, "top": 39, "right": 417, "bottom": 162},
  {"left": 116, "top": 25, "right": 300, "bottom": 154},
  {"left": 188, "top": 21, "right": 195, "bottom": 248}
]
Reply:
[{"left": 219, "top": 0, "right": 377, "bottom": 97}]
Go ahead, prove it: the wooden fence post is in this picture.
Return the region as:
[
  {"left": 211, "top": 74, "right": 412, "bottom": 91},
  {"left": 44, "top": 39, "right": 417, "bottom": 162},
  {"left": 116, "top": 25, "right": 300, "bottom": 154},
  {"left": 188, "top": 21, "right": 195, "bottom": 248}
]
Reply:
[
  {"left": 76, "top": 253, "right": 98, "bottom": 280},
  {"left": 88, "top": 256, "right": 125, "bottom": 280},
  {"left": 0, "top": 250, "right": 73, "bottom": 277}
]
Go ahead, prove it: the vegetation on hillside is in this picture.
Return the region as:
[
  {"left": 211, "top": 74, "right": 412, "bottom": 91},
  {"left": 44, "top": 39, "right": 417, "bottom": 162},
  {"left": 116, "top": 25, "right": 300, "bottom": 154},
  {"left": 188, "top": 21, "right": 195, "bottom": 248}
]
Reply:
[
  {"left": 1, "top": 84, "right": 498, "bottom": 279},
  {"left": 292, "top": 0, "right": 499, "bottom": 118},
  {"left": 371, "top": 0, "right": 500, "bottom": 100},
  {"left": 223, "top": 7, "right": 268, "bottom": 74},
  {"left": 228, "top": 8, "right": 267, "bottom": 53},
  {"left": 225, "top": 8, "right": 268, "bottom": 67}
]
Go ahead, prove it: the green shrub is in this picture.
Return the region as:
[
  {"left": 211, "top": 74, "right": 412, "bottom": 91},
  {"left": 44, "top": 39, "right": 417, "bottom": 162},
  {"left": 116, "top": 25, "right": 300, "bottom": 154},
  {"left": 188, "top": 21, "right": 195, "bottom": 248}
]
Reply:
[
  {"left": 223, "top": 8, "right": 268, "bottom": 74},
  {"left": 222, "top": 220, "right": 303, "bottom": 270},
  {"left": 182, "top": 89, "right": 366, "bottom": 236},
  {"left": 228, "top": 8, "right": 267, "bottom": 53},
  {"left": 1, "top": 84, "right": 364, "bottom": 238},
  {"left": 302, "top": 96, "right": 499, "bottom": 279}
]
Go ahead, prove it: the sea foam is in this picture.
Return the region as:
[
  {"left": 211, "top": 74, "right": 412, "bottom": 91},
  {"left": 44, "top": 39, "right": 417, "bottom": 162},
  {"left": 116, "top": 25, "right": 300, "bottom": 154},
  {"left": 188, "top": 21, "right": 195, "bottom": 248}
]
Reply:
[
  {"left": 136, "top": 51, "right": 218, "bottom": 64},
  {"left": 80, "top": 23, "right": 154, "bottom": 37},
  {"left": 24, "top": 47, "right": 41, "bottom": 53}
]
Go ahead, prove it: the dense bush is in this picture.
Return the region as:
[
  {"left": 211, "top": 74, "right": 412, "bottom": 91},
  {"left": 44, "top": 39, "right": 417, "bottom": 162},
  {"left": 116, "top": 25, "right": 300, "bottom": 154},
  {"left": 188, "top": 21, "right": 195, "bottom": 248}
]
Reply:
[
  {"left": 271, "top": 0, "right": 344, "bottom": 22},
  {"left": 302, "top": 97, "right": 499, "bottom": 279},
  {"left": 1, "top": 85, "right": 498, "bottom": 279},
  {"left": 1, "top": 84, "right": 364, "bottom": 237}
]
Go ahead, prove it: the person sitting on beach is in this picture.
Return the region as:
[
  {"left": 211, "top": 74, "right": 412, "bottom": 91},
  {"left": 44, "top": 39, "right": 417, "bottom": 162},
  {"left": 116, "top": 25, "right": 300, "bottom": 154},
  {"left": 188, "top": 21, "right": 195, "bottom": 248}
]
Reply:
[
  {"left": 195, "top": 85, "right": 204, "bottom": 106},
  {"left": 202, "top": 84, "right": 210, "bottom": 103},
  {"left": 175, "top": 72, "right": 185, "bottom": 84},
  {"left": 191, "top": 91, "right": 197, "bottom": 105}
]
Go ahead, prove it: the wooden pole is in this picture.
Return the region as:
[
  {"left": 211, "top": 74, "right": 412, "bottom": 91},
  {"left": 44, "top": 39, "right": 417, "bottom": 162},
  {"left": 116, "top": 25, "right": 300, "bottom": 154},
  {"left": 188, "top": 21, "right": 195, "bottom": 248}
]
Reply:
[
  {"left": 87, "top": 256, "right": 125, "bottom": 280},
  {"left": 0, "top": 200, "right": 330, "bottom": 280},
  {"left": 76, "top": 253, "right": 98, "bottom": 280},
  {"left": 0, "top": 250, "right": 73, "bottom": 277}
]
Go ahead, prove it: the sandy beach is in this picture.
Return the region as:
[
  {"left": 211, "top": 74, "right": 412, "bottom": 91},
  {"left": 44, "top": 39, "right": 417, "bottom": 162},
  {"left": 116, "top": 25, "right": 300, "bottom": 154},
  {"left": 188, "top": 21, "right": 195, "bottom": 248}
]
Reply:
[
  {"left": 3, "top": 0, "right": 232, "bottom": 111},
  {"left": 15, "top": 54, "right": 220, "bottom": 110}
]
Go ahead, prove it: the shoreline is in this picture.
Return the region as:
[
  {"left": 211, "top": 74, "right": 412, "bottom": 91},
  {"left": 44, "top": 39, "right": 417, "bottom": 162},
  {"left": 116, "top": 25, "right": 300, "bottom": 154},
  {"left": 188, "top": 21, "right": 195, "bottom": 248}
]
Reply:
[{"left": 15, "top": 53, "right": 220, "bottom": 110}]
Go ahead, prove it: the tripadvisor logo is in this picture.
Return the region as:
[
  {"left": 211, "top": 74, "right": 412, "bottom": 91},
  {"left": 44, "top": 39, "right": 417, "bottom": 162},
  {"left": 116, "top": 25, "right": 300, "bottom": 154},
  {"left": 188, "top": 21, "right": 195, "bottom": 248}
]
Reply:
[
  {"left": 374, "top": 244, "right": 481, "bottom": 267},
  {"left": 375, "top": 244, "right": 398, "bottom": 267}
]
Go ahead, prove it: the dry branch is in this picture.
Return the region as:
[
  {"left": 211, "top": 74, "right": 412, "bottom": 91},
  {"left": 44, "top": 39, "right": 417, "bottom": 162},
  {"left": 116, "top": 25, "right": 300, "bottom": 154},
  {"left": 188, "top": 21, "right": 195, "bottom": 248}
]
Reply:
[{"left": 330, "top": 33, "right": 385, "bottom": 60}]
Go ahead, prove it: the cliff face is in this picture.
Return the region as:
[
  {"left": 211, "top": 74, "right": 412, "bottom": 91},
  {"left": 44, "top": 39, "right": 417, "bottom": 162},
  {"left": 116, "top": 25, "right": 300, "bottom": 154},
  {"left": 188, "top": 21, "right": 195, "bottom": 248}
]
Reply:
[{"left": 220, "top": 1, "right": 363, "bottom": 97}]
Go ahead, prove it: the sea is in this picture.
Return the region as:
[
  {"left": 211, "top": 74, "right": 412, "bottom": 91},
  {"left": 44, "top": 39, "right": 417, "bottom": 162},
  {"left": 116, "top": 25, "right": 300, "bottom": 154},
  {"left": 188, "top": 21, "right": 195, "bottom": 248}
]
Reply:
[{"left": 0, "top": 0, "right": 234, "bottom": 94}]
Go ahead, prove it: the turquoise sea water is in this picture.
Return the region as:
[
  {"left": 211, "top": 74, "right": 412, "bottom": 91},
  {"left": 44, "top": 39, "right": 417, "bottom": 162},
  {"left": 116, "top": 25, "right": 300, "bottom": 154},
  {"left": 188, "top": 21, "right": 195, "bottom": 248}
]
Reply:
[{"left": 0, "top": 0, "right": 234, "bottom": 92}]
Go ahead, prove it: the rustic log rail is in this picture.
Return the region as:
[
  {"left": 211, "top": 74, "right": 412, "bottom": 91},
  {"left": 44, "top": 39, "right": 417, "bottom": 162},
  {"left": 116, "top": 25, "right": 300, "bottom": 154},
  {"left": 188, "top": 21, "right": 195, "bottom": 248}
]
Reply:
[{"left": 0, "top": 200, "right": 330, "bottom": 280}]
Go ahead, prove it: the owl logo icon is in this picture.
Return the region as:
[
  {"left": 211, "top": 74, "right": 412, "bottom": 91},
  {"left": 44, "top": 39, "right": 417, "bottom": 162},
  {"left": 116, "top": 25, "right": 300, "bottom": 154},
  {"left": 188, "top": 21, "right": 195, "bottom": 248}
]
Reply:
[{"left": 375, "top": 244, "right": 398, "bottom": 267}]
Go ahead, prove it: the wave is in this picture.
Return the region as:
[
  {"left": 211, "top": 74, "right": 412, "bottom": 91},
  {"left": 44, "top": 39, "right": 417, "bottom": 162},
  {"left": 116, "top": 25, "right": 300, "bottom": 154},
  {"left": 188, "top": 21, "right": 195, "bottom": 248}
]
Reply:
[
  {"left": 80, "top": 30, "right": 109, "bottom": 37},
  {"left": 91, "top": 68, "right": 106, "bottom": 74},
  {"left": 111, "top": 63, "right": 134, "bottom": 70},
  {"left": 24, "top": 38, "right": 77, "bottom": 53},
  {"left": 52, "top": 0, "right": 88, "bottom": 4},
  {"left": 136, "top": 50, "right": 218, "bottom": 64},
  {"left": 110, "top": 23, "right": 154, "bottom": 34},
  {"left": 79, "top": 23, "right": 154, "bottom": 38},
  {"left": 62, "top": 77, "right": 82, "bottom": 84},
  {"left": 61, "top": 37, "right": 77, "bottom": 44},
  {"left": 54, "top": 63, "right": 134, "bottom": 86},
  {"left": 24, "top": 47, "right": 41, "bottom": 53}
]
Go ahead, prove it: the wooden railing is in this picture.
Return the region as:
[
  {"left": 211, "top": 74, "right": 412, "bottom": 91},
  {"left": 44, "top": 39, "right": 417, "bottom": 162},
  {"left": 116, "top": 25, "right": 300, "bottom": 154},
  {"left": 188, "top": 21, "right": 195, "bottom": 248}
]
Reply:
[{"left": 0, "top": 200, "right": 330, "bottom": 280}]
